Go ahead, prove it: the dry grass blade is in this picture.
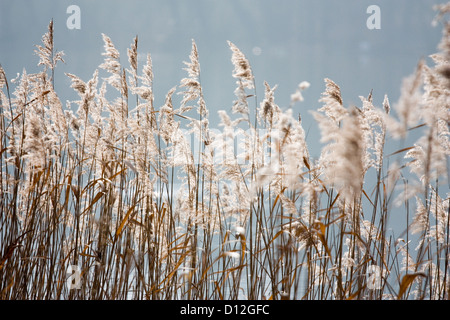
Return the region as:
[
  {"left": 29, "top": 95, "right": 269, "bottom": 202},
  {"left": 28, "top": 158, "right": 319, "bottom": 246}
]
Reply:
[
  {"left": 313, "top": 221, "right": 332, "bottom": 257},
  {"left": 397, "top": 273, "right": 427, "bottom": 300},
  {"left": 387, "top": 146, "right": 415, "bottom": 157},
  {"left": 115, "top": 204, "right": 137, "bottom": 240},
  {"left": 80, "top": 191, "right": 104, "bottom": 215},
  {"left": 0, "top": 230, "right": 33, "bottom": 271},
  {"left": 161, "top": 249, "right": 191, "bottom": 286}
]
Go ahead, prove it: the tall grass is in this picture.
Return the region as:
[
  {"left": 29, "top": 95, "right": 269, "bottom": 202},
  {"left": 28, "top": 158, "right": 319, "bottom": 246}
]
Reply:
[{"left": 0, "top": 4, "right": 449, "bottom": 300}]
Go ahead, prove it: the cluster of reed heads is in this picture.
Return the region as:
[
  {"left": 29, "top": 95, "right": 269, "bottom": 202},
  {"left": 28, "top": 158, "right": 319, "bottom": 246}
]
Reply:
[{"left": 0, "top": 4, "right": 449, "bottom": 300}]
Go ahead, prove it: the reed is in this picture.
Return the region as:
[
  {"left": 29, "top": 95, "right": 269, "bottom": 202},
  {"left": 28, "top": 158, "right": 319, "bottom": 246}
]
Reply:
[{"left": 0, "top": 4, "right": 449, "bottom": 300}]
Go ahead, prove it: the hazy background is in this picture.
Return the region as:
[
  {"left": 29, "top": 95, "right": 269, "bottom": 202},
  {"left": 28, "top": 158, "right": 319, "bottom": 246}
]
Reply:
[{"left": 0, "top": 0, "right": 447, "bottom": 159}]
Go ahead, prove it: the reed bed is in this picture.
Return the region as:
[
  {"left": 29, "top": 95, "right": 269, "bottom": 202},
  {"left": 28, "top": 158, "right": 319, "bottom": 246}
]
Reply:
[{"left": 0, "top": 4, "right": 449, "bottom": 300}]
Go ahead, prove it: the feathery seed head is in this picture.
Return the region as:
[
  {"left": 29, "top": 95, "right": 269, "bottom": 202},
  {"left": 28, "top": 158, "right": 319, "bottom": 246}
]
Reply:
[{"left": 228, "top": 41, "right": 254, "bottom": 89}]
